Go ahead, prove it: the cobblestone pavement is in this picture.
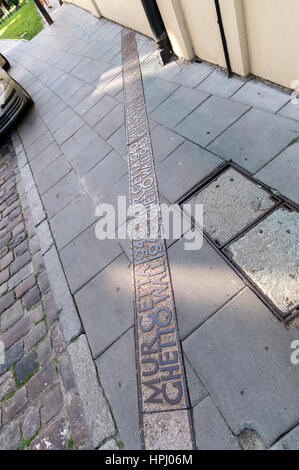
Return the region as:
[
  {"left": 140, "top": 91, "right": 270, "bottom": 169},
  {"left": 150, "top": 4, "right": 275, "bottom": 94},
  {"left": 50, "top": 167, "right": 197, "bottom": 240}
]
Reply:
[
  {"left": 0, "top": 141, "right": 117, "bottom": 450},
  {"left": 0, "top": 3, "right": 298, "bottom": 450}
]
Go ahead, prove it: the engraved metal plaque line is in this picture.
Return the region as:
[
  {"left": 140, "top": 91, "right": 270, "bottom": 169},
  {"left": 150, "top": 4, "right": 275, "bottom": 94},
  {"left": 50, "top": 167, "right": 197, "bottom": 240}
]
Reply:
[{"left": 122, "top": 29, "right": 194, "bottom": 449}]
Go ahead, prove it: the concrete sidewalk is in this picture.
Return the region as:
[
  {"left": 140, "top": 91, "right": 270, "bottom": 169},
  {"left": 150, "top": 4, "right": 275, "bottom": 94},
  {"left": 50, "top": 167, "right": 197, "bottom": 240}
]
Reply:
[{"left": 0, "top": 3, "right": 299, "bottom": 450}]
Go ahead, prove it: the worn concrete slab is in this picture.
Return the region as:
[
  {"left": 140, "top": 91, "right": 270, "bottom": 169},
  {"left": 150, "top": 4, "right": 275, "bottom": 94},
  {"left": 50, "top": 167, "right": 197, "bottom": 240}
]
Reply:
[
  {"left": 184, "top": 168, "right": 275, "bottom": 244},
  {"left": 157, "top": 141, "right": 222, "bottom": 202},
  {"left": 60, "top": 222, "right": 122, "bottom": 293},
  {"left": 168, "top": 235, "right": 244, "bottom": 338},
  {"left": 271, "top": 424, "right": 299, "bottom": 450},
  {"left": 229, "top": 207, "right": 299, "bottom": 313},
  {"left": 209, "top": 109, "right": 299, "bottom": 173},
  {"left": 151, "top": 124, "right": 184, "bottom": 163},
  {"left": 184, "top": 355, "right": 208, "bottom": 407},
  {"left": 143, "top": 76, "right": 179, "bottom": 114},
  {"left": 41, "top": 171, "right": 82, "bottom": 219},
  {"left": 96, "top": 328, "right": 141, "bottom": 450},
  {"left": 193, "top": 397, "right": 241, "bottom": 450},
  {"left": 94, "top": 102, "right": 124, "bottom": 140},
  {"left": 175, "top": 96, "right": 249, "bottom": 147},
  {"left": 183, "top": 289, "right": 299, "bottom": 447},
  {"left": 50, "top": 193, "right": 96, "bottom": 249},
  {"left": 35, "top": 155, "right": 71, "bottom": 195},
  {"left": 75, "top": 254, "right": 134, "bottom": 357},
  {"left": 197, "top": 69, "right": 245, "bottom": 98},
  {"left": 150, "top": 87, "right": 210, "bottom": 129},
  {"left": 143, "top": 410, "right": 193, "bottom": 450},
  {"left": 256, "top": 143, "right": 299, "bottom": 205},
  {"left": 232, "top": 80, "right": 290, "bottom": 113},
  {"left": 83, "top": 151, "right": 127, "bottom": 201},
  {"left": 278, "top": 101, "right": 299, "bottom": 122}
]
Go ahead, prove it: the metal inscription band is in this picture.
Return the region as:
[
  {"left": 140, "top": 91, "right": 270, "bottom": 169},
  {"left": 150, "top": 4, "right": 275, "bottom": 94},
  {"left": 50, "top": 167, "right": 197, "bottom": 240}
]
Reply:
[{"left": 122, "top": 30, "right": 189, "bottom": 414}]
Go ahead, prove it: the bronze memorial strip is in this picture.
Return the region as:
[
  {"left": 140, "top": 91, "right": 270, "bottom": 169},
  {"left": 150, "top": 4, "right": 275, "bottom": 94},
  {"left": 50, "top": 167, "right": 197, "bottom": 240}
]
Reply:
[{"left": 122, "top": 29, "right": 194, "bottom": 450}]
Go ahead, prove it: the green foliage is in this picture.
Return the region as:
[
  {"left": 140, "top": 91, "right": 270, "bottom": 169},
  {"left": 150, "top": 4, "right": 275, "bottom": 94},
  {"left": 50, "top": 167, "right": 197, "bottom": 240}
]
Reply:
[{"left": 0, "top": 0, "right": 43, "bottom": 41}]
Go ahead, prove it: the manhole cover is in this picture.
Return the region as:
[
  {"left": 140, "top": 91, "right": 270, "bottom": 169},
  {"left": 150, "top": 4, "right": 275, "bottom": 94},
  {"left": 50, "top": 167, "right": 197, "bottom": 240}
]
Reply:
[
  {"left": 227, "top": 207, "right": 299, "bottom": 315},
  {"left": 183, "top": 168, "right": 276, "bottom": 245}
]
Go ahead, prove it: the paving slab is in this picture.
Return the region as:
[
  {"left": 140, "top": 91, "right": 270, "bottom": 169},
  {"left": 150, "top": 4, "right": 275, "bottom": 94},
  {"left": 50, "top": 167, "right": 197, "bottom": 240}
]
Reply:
[
  {"left": 184, "top": 355, "right": 208, "bottom": 407},
  {"left": 75, "top": 254, "right": 133, "bottom": 357},
  {"left": 271, "top": 424, "right": 299, "bottom": 450},
  {"left": 96, "top": 328, "right": 141, "bottom": 450},
  {"left": 278, "top": 101, "right": 299, "bottom": 121},
  {"left": 61, "top": 124, "right": 112, "bottom": 177},
  {"left": 60, "top": 222, "right": 122, "bottom": 293},
  {"left": 192, "top": 396, "right": 241, "bottom": 450},
  {"left": 175, "top": 95, "right": 249, "bottom": 147},
  {"left": 168, "top": 235, "right": 244, "bottom": 338},
  {"left": 94, "top": 102, "right": 124, "bottom": 140},
  {"left": 183, "top": 288, "right": 299, "bottom": 446},
  {"left": 83, "top": 94, "right": 119, "bottom": 127},
  {"left": 143, "top": 76, "right": 179, "bottom": 114},
  {"left": 50, "top": 193, "right": 96, "bottom": 249},
  {"left": 151, "top": 124, "right": 184, "bottom": 163},
  {"left": 255, "top": 142, "right": 299, "bottom": 205},
  {"left": 228, "top": 207, "right": 299, "bottom": 313},
  {"left": 41, "top": 171, "right": 82, "bottom": 219},
  {"left": 35, "top": 155, "right": 71, "bottom": 195},
  {"left": 143, "top": 410, "right": 193, "bottom": 450},
  {"left": 197, "top": 69, "right": 245, "bottom": 98},
  {"left": 208, "top": 108, "right": 299, "bottom": 173},
  {"left": 150, "top": 87, "right": 210, "bottom": 129},
  {"left": 83, "top": 151, "right": 127, "bottom": 201},
  {"left": 157, "top": 141, "right": 222, "bottom": 202},
  {"left": 30, "top": 141, "right": 61, "bottom": 176},
  {"left": 231, "top": 80, "right": 290, "bottom": 113},
  {"left": 183, "top": 167, "right": 275, "bottom": 244},
  {"left": 107, "top": 124, "right": 127, "bottom": 158}
]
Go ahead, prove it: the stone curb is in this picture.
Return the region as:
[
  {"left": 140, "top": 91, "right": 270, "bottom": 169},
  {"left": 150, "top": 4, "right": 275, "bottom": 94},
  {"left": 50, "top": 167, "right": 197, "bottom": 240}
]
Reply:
[{"left": 10, "top": 130, "right": 82, "bottom": 345}]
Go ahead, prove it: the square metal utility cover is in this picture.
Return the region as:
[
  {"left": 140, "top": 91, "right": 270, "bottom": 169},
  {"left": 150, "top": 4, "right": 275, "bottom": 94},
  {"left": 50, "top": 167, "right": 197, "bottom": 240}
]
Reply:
[
  {"left": 183, "top": 168, "right": 276, "bottom": 245},
  {"left": 227, "top": 207, "right": 299, "bottom": 315}
]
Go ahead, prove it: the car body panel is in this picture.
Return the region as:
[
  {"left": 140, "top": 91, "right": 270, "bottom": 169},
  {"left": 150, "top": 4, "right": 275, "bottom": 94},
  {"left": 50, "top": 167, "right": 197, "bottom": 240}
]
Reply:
[
  {"left": 0, "top": 67, "right": 32, "bottom": 136},
  {"left": 0, "top": 53, "right": 10, "bottom": 71}
]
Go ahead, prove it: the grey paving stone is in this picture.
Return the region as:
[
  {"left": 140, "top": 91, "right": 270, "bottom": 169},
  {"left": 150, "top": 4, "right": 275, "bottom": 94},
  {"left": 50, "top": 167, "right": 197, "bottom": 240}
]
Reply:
[
  {"left": 29, "top": 416, "right": 67, "bottom": 450},
  {"left": 0, "top": 340, "right": 24, "bottom": 376},
  {"left": 255, "top": 142, "right": 299, "bottom": 205},
  {"left": 99, "top": 439, "right": 119, "bottom": 450},
  {"left": 143, "top": 76, "right": 179, "bottom": 113},
  {"left": 22, "top": 406, "right": 41, "bottom": 441},
  {"left": 193, "top": 396, "right": 241, "bottom": 450},
  {"left": 168, "top": 236, "right": 244, "bottom": 338},
  {"left": 94, "top": 102, "right": 124, "bottom": 140},
  {"left": 75, "top": 254, "right": 133, "bottom": 357},
  {"left": 150, "top": 87, "right": 210, "bottom": 129},
  {"left": 157, "top": 141, "right": 222, "bottom": 202},
  {"left": 0, "top": 420, "right": 21, "bottom": 450},
  {"left": 96, "top": 328, "right": 140, "bottom": 450},
  {"left": 53, "top": 113, "right": 85, "bottom": 146},
  {"left": 30, "top": 142, "right": 62, "bottom": 176},
  {"left": 83, "top": 94, "right": 119, "bottom": 127},
  {"left": 41, "top": 171, "right": 82, "bottom": 219},
  {"left": 43, "top": 246, "right": 81, "bottom": 343},
  {"left": 40, "top": 384, "right": 63, "bottom": 424},
  {"left": 83, "top": 151, "right": 127, "bottom": 200},
  {"left": 143, "top": 410, "right": 193, "bottom": 450},
  {"left": 75, "top": 87, "right": 104, "bottom": 116},
  {"left": 37, "top": 338, "right": 52, "bottom": 364},
  {"left": 229, "top": 207, "right": 299, "bottom": 313},
  {"left": 164, "top": 60, "right": 214, "bottom": 88},
  {"left": 232, "top": 80, "right": 290, "bottom": 113},
  {"left": 68, "top": 335, "right": 115, "bottom": 448},
  {"left": 25, "top": 132, "right": 54, "bottom": 162},
  {"left": 14, "top": 351, "right": 37, "bottom": 384},
  {"left": 208, "top": 109, "right": 299, "bottom": 173},
  {"left": 183, "top": 289, "right": 299, "bottom": 447},
  {"left": 184, "top": 355, "right": 208, "bottom": 407},
  {"left": 278, "top": 101, "right": 299, "bottom": 121},
  {"left": 197, "top": 68, "right": 245, "bottom": 98},
  {"left": 151, "top": 124, "right": 185, "bottom": 164},
  {"left": 175, "top": 96, "right": 249, "bottom": 147},
  {"left": 60, "top": 222, "right": 122, "bottom": 293},
  {"left": 35, "top": 155, "right": 71, "bottom": 194},
  {"left": 50, "top": 193, "right": 96, "bottom": 249},
  {"left": 184, "top": 167, "right": 275, "bottom": 244},
  {"left": 61, "top": 124, "right": 112, "bottom": 176},
  {"left": 2, "top": 387, "right": 27, "bottom": 422},
  {"left": 96, "top": 175, "right": 129, "bottom": 226},
  {"left": 0, "top": 301, "right": 23, "bottom": 332},
  {"left": 107, "top": 124, "right": 126, "bottom": 158},
  {"left": 271, "top": 424, "right": 299, "bottom": 450}
]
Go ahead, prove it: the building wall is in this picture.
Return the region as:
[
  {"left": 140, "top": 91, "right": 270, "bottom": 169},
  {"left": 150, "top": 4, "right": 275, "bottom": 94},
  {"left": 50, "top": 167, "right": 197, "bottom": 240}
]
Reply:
[{"left": 64, "top": 0, "right": 299, "bottom": 89}]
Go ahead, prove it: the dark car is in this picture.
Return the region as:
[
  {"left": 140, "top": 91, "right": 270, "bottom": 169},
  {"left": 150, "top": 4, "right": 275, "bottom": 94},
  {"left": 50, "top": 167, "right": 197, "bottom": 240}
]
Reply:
[
  {"left": 0, "top": 53, "right": 10, "bottom": 71},
  {"left": 0, "top": 54, "right": 32, "bottom": 137}
]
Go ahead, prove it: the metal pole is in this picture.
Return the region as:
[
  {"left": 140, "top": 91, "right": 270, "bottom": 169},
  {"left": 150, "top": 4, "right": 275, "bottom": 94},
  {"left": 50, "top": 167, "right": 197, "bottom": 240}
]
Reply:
[
  {"left": 140, "top": 0, "right": 172, "bottom": 65},
  {"left": 33, "top": 0, "right": 53, "bottom": 26},
  {"left": 214, "top": 0, "right": 232, "bottom": 78}
]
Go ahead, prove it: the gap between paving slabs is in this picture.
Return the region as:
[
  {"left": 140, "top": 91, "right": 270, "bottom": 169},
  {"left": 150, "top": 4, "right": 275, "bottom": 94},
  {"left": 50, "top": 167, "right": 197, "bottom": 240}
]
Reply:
[{"left": 8, "top": 132, "right": 120, "bottom": 450}]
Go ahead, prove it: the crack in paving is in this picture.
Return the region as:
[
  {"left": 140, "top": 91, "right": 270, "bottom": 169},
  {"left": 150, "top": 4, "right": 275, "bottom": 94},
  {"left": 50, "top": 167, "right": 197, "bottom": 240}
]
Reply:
[{"left": 122, "top": 29, "right": 194, "bottom": 450}]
